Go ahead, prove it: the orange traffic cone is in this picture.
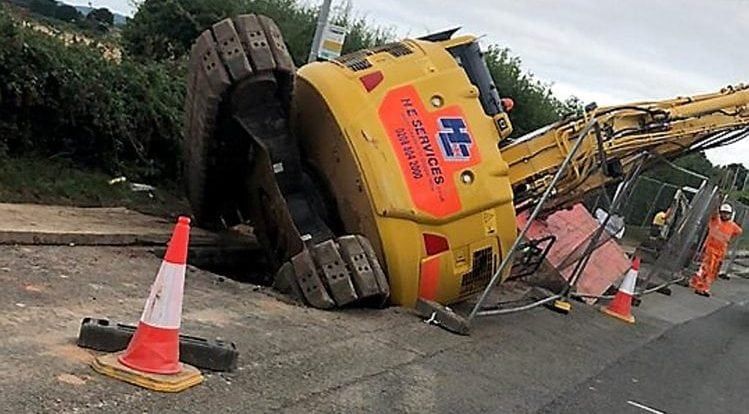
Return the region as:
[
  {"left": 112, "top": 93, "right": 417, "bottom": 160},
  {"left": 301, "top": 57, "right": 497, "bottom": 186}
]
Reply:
[
  {"left": 602, "top": 256, "right": 639, "bottom": 324},
  {"left": 91, "top": 216, "right": 203, "bottom": 392}
]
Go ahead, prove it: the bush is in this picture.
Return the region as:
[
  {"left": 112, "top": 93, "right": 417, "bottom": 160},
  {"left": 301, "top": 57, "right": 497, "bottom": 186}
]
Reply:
[
  {"left": 0, "top": 9, "right": 185, "bottom": 179},
  {"left": 485, "top": 47, "right": 576, "bottom": 137},
  {"left": 2, "top": 0, "right": 577, "bottom": 183}
]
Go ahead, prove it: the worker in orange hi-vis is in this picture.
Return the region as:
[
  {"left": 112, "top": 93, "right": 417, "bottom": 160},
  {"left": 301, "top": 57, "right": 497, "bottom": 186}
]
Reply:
[{"left": 690, "top": 203, "right": 743, "bottom": 297}]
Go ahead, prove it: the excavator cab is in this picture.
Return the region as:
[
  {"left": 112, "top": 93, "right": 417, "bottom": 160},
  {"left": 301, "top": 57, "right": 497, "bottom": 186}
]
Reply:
[{"left": 443, "top": 34, "right": 513, "bottom": 136}]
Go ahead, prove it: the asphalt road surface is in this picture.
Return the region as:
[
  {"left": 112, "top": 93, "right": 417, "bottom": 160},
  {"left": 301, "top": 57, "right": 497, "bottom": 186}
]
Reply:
[
  {"left": 541, "top": 301, "right": 749, "bottom": 414},
  {"left": 3, "top": 243, "right": 748, "bottom": 413}
]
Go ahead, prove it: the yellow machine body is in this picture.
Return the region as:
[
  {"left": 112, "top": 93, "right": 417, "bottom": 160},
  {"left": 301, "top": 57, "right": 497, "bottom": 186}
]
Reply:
[
  {"left": 293, "top": 36, "right": 517, "bottom": 307},
  {"left": 184, "top": 15, "right": 749, "bottom": 311}
]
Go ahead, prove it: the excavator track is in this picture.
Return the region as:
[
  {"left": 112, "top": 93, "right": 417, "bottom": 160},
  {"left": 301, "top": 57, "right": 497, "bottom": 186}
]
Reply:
[{"left": 184, "top": 14, "right": 389, "bottom": 309}]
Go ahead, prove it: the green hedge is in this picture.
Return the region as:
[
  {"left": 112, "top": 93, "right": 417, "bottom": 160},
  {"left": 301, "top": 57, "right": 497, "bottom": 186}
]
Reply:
[
  {"left": 2, "top": 0, "right": 576, "bottom": 182},
  {"left": 0, "top": 8, "right": 185, "bottom": 179}
]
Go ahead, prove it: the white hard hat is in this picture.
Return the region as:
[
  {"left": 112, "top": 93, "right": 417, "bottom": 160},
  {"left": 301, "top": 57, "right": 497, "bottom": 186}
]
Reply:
[{"left": 720, "top": 203, "right": 733, "bottom": 214}]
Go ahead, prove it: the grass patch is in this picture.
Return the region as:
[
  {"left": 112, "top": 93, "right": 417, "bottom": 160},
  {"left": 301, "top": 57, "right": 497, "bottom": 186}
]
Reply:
[{"left": 0, "top": 156, "right": 189, "bottom": 217}]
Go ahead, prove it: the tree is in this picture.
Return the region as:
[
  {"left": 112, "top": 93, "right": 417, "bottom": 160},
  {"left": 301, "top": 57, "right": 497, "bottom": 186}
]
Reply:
[
  {"left": 28, "top": 0, "right": 57, "bottom": 17},
  {"left": 720, "top": 163, "right": 748, "bottom": 191},
  {"left": 122, "top": 0, "right": 244, "bottom": 60},
  {"left": 121, "top": 0, "right": 390, "bottom": 64},
  {"left": 644, "top": 152, "right": 719, "bottom": 188},
  {"left": 88, "top": 7, "right": 114, "bottom": 26},
  {"left": 484, "top": 47, "right": 574, "bottom": 137},
  {"left": 54, "top": 4, "right": 81, "bottom": 22}
]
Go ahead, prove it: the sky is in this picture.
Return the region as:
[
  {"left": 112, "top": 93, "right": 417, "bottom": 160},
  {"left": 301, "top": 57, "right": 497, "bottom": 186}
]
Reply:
[{"left": 71, "top": 0, "right": 749, "bottom": 166}]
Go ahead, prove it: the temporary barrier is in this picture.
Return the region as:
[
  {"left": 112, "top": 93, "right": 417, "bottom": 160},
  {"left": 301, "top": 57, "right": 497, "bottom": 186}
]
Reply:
[
  {"left": 602, "top": 257, "right": 640, "bottom": 324},
  {"left": 720, "top": 200, "right": 749, "bottom": 277},
  {"left": 638, "top": 183, "right": 719, "bottom": 290},
  {"left": 78, "top": 317, "right": 238, "bottom": 372},
  {"left": 517, "top": 204, "right": 631, "bottom": 303},
  {"left": 415, "top": 116, "right": 651, "bottom": 334}
]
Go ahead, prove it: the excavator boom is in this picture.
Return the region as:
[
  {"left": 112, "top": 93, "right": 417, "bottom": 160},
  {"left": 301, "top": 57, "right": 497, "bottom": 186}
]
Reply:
[{"left": 505, "top": 84, "right": 749, "bottom": 211}]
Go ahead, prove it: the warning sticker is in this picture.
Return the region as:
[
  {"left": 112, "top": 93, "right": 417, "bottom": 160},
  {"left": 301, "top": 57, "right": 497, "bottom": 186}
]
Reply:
[{"left": 379, "top": 86, "right": 481, "bottom": 218}]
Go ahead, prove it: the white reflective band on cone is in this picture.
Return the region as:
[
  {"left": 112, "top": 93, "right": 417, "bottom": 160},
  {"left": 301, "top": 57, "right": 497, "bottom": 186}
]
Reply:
[
  {"left": 140, "top": 261, "right": 186, "bottom": 329},
  {"left": 620, "top": 269, "right": 637, "bottom": 295}
]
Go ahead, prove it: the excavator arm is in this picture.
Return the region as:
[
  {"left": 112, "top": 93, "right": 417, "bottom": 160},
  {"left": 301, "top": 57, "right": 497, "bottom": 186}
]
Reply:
[{"left": 504, "top": 84, "right": 749, "bottom": 211}]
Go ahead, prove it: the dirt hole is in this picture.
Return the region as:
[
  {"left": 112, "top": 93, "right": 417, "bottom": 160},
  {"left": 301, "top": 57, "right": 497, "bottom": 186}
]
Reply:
[{"left": 152, "top": 245, "right": 273, "bottom": 286}]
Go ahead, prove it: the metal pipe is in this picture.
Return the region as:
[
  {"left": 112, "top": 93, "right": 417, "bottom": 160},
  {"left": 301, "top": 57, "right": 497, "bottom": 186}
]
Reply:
[
  {"left": 591, "top": 193, "right": 602, "bottom": 216},
  {"left": 570, "top": 276, "right": 686, "bottom": 300},
  {"left": 571, "top": 292, "right": 614, "bottom": 300},
  {"left": 724, "top": 207, "right": 749, "bottom": 273},
  {"left": 467, "top": 118, "right": 598, "bottom": 322},
  {"left": 661, "top": 158, "right": 709, "bottom": 181},
  {"left": 639, "top": 176, "right": 680, "bottom": 189},
  {"left": 644, "top": 184, "right": 717, "bottom": 287},
  {"left": 729, "top": 165, "right": 739, "bottom": 191},
  {"left": 639, "top": 276, "right": 686, "bottom": 295},
  {"left": 477, "top": 294, "right": 562, "bottom": 316},
  {"left": 307, "top": 0, "right": 333, "bottom": 63},
  {"left": 641, "top": 183, "right": 666, "bottom": 227}
]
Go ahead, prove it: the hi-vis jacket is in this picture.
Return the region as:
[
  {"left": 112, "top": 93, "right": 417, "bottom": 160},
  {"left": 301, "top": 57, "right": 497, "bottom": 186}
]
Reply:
[{"left": 706, "top": 216, "right": 743, "bottom": 254}]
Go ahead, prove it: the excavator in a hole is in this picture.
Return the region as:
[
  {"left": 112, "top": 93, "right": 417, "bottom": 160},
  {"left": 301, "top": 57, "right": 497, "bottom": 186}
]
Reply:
[{"left": 183, "top": 14, "right": 749, "bottom": 310}]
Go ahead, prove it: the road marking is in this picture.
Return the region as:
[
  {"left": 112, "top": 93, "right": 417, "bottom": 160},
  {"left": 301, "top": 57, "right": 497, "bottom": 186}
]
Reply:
[{"left": 627, "top": 400, "right": 666, "bottom": 414}]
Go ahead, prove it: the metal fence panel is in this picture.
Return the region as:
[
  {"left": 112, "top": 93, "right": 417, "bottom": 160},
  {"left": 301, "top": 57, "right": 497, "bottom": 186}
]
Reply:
[
  {"left": 722, "top": 200, "right": 749, "bottom": 277},
  {"left": 639, "top": 183, "right": 719, "bottom": 288}
]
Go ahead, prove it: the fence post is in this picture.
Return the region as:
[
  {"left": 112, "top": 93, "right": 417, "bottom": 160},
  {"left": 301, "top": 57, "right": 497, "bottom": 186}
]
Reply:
[
  {"left": 723, "top": 202, "right": 748, "bottom": 275},
  {"left": 640, "top": 183, "right": 666, "bottom": 227}
]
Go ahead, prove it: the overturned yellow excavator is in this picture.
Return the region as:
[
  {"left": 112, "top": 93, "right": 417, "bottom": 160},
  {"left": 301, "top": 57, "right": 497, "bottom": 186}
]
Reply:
[{"left": 183, "top": 14, "right": 749, "bottom": 309}]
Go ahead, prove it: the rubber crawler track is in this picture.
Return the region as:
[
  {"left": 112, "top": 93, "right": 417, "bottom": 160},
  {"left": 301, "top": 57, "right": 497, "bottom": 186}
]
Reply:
[{"left": 184, "top": 15, "right": 389, "bottom": 308}]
